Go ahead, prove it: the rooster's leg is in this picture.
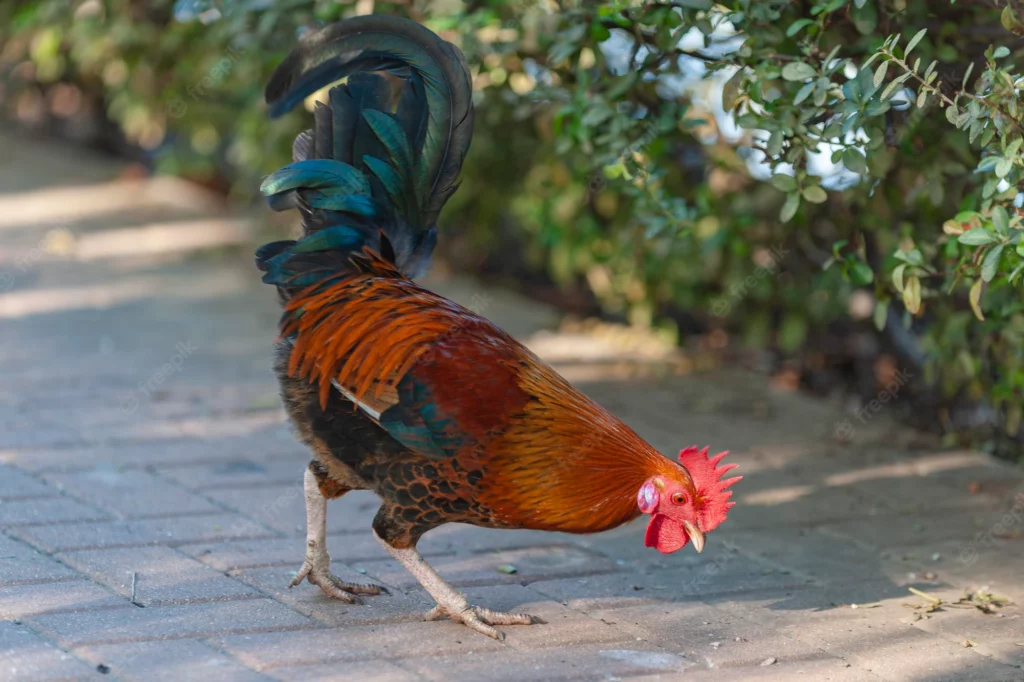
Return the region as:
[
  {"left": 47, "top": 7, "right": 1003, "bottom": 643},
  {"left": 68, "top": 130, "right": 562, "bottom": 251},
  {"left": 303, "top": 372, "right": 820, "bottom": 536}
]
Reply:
[
  {"left": 290, "top": 463, "right": 388, "bottom": 602},
  {"left": 373, "top": 528, "right": 535, "bottom": 640}
]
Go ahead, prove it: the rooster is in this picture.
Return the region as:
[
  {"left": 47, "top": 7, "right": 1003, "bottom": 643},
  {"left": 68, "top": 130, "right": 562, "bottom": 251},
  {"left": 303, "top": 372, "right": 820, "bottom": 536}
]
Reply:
[{"left": 256, "top": 15, "right": 740, "bottom": 639}]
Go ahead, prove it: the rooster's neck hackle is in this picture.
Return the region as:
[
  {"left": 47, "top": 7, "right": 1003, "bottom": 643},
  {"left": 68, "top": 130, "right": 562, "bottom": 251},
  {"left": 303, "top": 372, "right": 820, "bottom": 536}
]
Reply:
[{"left": 478, "top": 356, "right": 687, "bottom": 534}]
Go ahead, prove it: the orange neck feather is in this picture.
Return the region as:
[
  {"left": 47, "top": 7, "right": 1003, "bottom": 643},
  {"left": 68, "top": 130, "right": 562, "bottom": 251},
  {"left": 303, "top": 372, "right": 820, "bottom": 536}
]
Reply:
[{"left": 479, "top": 352, "right": 684, "bottom": 534}]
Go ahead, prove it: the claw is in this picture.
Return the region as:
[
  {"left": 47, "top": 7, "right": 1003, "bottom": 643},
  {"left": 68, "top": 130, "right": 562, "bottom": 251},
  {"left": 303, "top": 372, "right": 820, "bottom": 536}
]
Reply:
[
  {"left": 424, "top": 603, "right": 536, "bottom": 640},
  {"left": 289, "top": 556, "right": 387, "bottom": 603}
]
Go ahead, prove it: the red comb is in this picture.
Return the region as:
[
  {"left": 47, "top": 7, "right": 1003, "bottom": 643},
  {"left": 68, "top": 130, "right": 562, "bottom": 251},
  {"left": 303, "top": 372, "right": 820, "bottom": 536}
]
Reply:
[{"left": 678, "top": 446, "right": 741, "bottom": 531}]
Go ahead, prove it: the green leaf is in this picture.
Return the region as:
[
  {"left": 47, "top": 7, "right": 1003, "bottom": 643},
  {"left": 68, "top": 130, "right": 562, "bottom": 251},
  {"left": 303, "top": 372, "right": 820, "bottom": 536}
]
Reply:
[
  {"left": 994, "top": 46, "right": 1011, "bottom": 59},
  {"left": 995, "top": 158, "right": 1013, "bottom": 178},
  {"left": 962, "top": 62, "right": 974, "bottom": 88},
  {"left": 842, "top": 148, "right": 867, "bottom": 174},
  {"left": 993, "top": 206, "right": 1010, "bottom": 235},
  {"left": 880, "top": 73, "right": 912, "bottom": 101},
  {"left": 722, "top": 68, "right": 744, "bottom": 112},
  {"left": 959, "top": 229, "right": 997, "bottom": 245},
  {"left": 945, "top": 105, "right": 959, "bottom": 125},
  {"left": 904, "top": 28, "right": 927, "bottom": 57},
  {"left": 978, "top": 156, "right": 1001, "bottom": 172},
  {"left": 780, "top": 192, "right": 800, "bottom": 222},
  {"left": 943, "top": 219, "right": 964, "bottom": 236},
  {"left": 1003, "top": 6, "right": 1021, "bottom": 32},
  {"left": 873, "top": 61, "right": 889, "bottom": 88},
  {"left": 802, "top": 185, "right": 828, "bottom": 204},
  {"left": 903, "top": 275, "right": 922, "bottom": 314},
  {"left": 892, "top": 263, "right": 907, "bottom": 292},
  {"left": 851, "top": 1, "right": 877, "bottom": 35},
  {"left": 786, "top": 19, "right": 814, "bottom": 37},
  {"left": 770, "top": 173, "right": 797, "bottom": 192},
  {"left": 849, "top": 261, "right": 874, "bottom": 285},
  {"left": 873, "top": 298, "right": 888, "bottom": 331},
  {"left": 782, "top": 62, "right": 816, "bottom": 81},
  {"left": 982, "top": 244, "right": 1004, "bottom": 282},
  {"left": 969, "top": 279, "right": 984, "bottom": 320},
  {"left": 794, "top": 81, "right": 816, "bottom": 105}
]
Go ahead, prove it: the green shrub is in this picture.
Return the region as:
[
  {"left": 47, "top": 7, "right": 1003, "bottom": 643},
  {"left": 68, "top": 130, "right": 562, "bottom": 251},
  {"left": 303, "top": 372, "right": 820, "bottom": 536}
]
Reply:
[{"left": 3, "top": 0, "right": 1022, "bottom": 455}]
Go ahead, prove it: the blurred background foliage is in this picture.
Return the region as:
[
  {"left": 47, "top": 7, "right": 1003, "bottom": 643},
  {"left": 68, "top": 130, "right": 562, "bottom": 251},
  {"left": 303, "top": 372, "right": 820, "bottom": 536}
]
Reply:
[{"left": 2, "top": 0, "right": 1024, "bottom": 457}]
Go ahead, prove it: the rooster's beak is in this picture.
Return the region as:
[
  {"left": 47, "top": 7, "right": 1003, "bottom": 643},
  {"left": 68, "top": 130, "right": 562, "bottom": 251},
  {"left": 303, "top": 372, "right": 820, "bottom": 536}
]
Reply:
[{"left": 682, "top": 521, "right": 705, "bottom": 553}]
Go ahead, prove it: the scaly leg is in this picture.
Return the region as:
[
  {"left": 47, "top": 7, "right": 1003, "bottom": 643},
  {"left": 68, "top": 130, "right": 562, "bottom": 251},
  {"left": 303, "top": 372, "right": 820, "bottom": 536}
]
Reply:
[
  {"left": 373, "top": 529, "right": 534, "bottom": 640},
  {"left": 290, "top": 464, "right": 388, "bottom": 602}
]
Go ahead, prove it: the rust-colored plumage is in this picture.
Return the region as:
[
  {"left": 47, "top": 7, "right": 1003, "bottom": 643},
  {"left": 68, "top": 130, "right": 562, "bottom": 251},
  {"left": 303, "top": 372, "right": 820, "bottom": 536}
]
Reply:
[
  {"left": 281, "top": 250, "right": 467, "bottom": 410},
  {"left": 279, "top": 254, "right": 698, "bottom": 539}
]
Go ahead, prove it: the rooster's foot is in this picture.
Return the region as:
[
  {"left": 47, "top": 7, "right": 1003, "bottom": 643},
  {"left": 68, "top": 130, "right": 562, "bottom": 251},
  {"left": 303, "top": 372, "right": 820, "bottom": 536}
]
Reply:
[
  {"left": 289, "top": 547, "right": 389, "bottom": 603},
  {"left": 424, "top": 602, "right": 535, "bottom": 640}
]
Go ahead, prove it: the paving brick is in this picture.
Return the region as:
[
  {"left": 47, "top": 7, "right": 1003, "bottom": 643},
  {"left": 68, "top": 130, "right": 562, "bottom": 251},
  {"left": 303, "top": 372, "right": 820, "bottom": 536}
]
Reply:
[
  {"left": 76, "top": 639, "right": 271, "bottom": 682},
  {"left": 58, "top": 546, "right": 260, "bottom": 606},
  {"left": 568, "top": 519, "right": 754, "bottom": 571},
  {"left": 0, "top": 465, "right": 58, "bottom": 500},
  {"left": 204, "top": 486, "right": 378, "bottom": 535},
  {"left": 0, "top": 580, "right": 128, "bottom": 618},
  {"left": 0, "top": 621, "right": 101, "bottom": 681},
  {"left": 10, "top": 512, "right": 275, "bottom": 552},
  {"left": 967, "top": 639, "right": 1024, "bottom": 669},
  {"left": 728, "top": 527, "right": 900, "bottom": 585},
  {"left": 266, "top": 660, "right": 422, "bottom": 682},
  {"left": 8, "top": 139, "right": 1024, "bottom": 682},
  {"left": 528, "top": 555, "right": 810, "bottom": 612},
  {"left": 4, "top": 434, "right": 306, "bottom": 473},
  {"left": 586, "top": 600, "right": 833, "bottom": 669},
  {"left": 354, "top": 545, "right": 618, "bottom": 591},
  {"left": 458, "top": 584, "right": 637, "bottom": 650},
  {"left": 706, "top": 584, "right": 1021, "bottom": 681},
  {"left": 904, "top": 586, "right": 1024, "bottom": 667},
  {"left": 215, "top": 621, "right": 504, "bottom": 670},
  {"left": 401, "top": 643, "right": 694, "bottom": 682},
  {"left": 41, "top": 468, "right": 221, "bottom": 518},
  {"left": 181, "top": 532, "right": 395, "bottom": 571},
  {"left": 841, "top": 628, "right": 1018, "bottom": 681},
  {"left": 847, "top": 476, "right": 1002, "bottom": 517},
  {"left": 0, "top": 496, "right": 108, "bottom": 526},
  {"left": 726, "top": 468, "right": 881, "bottom": 531},
  {"left": 0, "top": 533, "right": 79, "bottom": 586},
  {"left": 159, "top": 458, "right": 305, "bottom": 490},
  {"left": 28, "top": 598, "right": 314, "bottom": 648},
  {"left": 666, "top": 657, "right": 884, "bottom": 681},
  {"left": 818, "top": 512, "right": 1006, "bottom": 553},
  {"left": 879, "top": 535, "right": 1024, "bottom": 589},
  {"left": 234, "top": 564, "right": 426, "bottom": 626}
]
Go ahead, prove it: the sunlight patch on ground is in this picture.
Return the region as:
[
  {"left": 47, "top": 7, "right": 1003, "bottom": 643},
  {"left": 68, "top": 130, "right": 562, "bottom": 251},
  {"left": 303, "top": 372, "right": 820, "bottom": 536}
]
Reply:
[
  {"left": 75, "top": 219, "right": 250, "bottom": 260},
  {"left": 0, "top": 176, "right": 225, "bottom": 231},
  {"left": 741, "top": 485, "right": 814, "bottom": 505}
]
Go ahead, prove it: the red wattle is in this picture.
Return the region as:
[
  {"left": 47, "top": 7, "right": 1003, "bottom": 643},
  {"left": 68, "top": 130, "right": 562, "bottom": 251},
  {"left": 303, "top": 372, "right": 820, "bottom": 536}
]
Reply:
[{"left": 644, "top": 514, "right": 690, "bottom": 554}]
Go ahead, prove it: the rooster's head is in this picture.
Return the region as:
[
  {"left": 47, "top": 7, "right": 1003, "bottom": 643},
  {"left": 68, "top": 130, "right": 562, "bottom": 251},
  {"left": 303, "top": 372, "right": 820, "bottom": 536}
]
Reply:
[{"left": 636, "top": 446, "right": 740, "bottom": 554}]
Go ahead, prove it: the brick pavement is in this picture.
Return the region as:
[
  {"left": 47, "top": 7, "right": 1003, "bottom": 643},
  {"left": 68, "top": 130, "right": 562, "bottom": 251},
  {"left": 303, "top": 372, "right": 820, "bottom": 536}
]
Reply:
[{"left": 1, "top": 131, "right": 1024, "bottom": 680}]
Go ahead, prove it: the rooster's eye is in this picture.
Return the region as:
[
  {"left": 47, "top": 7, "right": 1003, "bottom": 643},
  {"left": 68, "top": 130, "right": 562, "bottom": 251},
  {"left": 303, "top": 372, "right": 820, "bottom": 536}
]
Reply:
[{"left": 672, "top": 492, "right": 687, "bottom": 505}]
